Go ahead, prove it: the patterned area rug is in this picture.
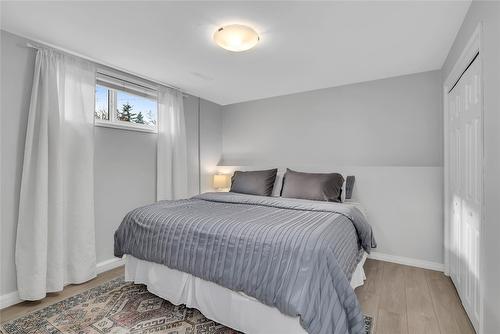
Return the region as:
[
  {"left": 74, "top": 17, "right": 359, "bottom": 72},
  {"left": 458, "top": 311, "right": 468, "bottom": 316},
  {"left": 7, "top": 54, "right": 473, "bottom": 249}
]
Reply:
[{"left": 1, "top": 276, "right": 373, "bottom": 334}]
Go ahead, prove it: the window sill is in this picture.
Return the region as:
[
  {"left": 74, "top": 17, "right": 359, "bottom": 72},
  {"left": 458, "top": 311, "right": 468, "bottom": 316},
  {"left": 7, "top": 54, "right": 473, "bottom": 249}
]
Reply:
[{"left": 94, "top": 120, "right": 158, "bottom": 134}]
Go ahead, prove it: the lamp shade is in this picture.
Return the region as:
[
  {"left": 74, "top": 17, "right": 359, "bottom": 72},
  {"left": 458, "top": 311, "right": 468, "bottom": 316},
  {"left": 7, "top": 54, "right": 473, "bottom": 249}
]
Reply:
[{"left": 213, "top": 174, "right": 231, "bottom": 190}]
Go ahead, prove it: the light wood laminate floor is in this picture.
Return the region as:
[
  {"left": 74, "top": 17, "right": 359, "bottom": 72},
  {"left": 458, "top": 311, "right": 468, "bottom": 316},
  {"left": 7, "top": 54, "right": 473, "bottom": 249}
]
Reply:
[
  {"left": 0, "top": 267, "right": 125, "bottom": 324},
  {"left": 356, "top": 259, "right": 475, "bottom": 334},
  {"left": 1, "top": 260, "right": 475, "bottom": 334}
]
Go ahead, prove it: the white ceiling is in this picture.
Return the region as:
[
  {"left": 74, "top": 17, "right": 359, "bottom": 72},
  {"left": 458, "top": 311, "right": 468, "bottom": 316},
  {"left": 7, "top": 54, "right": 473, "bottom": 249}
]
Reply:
[{"left": 1, "top": 1, "right": 470, "bottom": 105}]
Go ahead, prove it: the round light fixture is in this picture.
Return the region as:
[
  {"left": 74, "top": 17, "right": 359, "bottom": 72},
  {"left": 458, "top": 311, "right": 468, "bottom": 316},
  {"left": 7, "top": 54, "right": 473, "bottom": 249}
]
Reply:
[{"left": 213, "top": 24, "right": 260, "bottom": 52}]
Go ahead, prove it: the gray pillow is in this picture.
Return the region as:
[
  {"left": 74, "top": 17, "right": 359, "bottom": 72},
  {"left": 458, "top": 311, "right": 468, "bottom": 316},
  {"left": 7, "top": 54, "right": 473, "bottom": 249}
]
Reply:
[
  {"left": 281, "top": 169, "right": 344, "bottom": 202},
  {"left": 230, "top": 169, "right": 277, "bottom": 196}
]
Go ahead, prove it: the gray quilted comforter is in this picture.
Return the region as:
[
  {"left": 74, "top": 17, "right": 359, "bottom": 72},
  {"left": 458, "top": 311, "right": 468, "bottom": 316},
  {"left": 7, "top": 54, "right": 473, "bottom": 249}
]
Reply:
[{"left": 114, "top": 192, "right": 376, "bottom": 334}]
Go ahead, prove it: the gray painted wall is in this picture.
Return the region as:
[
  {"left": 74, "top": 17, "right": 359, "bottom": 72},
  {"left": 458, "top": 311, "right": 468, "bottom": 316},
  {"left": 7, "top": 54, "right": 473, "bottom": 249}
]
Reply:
[
  {"left": 94, "top": 128, "right": 157, "bottom": 264},
  {"left": 184, "top": 95, "right": 201, "bottom": 197},
  {"left": 0, "top": 30, "right": 222, "bottom": 296},
  {"left": 222, "top": 70, "right": 442, "bottom": 167},
  {"left": 442, "top": 2, "right": 500, "bottom": 332},
  {"left": 221, "top": 70, "right": 444, "bottom": 264}
]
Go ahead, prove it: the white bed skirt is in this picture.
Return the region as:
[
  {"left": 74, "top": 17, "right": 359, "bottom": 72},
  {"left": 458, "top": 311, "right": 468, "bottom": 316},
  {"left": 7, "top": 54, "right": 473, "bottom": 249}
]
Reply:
[{"left": 125, "top": 254, "right": 367, "bottom": 334}]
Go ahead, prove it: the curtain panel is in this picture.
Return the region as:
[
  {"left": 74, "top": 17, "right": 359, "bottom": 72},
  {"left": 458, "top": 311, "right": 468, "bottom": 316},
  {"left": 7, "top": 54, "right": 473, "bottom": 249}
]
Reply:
[
  {"left": 157, "top": 87, "right": 188, "bottom": 201},
  {"left": 16, "top": 49, "right": 97, "bottom": 300}
]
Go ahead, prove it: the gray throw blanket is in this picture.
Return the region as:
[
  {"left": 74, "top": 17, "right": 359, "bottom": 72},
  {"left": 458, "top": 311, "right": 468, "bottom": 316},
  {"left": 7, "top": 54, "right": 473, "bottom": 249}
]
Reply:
[{"left": 114, "top": 192, "right": 376, "bottom": 334}]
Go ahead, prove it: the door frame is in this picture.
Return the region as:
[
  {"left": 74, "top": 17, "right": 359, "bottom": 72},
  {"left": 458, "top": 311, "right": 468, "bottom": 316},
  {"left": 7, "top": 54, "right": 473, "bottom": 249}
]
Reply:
[{"left": 443, "top": 22, "right": 484, "bottom": 333}]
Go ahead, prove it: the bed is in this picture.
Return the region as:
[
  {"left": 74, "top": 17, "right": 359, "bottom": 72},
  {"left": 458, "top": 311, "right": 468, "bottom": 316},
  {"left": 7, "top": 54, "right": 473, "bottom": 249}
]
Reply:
[{"left": 114, "top": 191, "right": 376, "bottom": 334}]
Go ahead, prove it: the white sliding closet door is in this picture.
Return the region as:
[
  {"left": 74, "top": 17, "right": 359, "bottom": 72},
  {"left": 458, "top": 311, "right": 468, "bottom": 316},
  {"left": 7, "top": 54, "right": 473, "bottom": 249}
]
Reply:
[{"left": 447, "top": 53, "right": 482, "bottom": 331}]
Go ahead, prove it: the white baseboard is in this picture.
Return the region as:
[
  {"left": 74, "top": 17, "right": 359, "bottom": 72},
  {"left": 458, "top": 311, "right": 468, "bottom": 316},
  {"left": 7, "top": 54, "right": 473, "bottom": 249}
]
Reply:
[
  {"left": 0, "top": 257, "right": 125, "bottom": 310},
  {"left": 96, "top": 257, "right": 125, "bottom": 274},
  {"left": 368, "top": 251, "right": 444, "bottom": 272}
]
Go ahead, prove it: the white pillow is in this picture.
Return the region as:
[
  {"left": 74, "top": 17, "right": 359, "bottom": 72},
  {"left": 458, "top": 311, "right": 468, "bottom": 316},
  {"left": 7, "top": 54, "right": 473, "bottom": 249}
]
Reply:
[{"left": 272, "top": 169, "right": 286, "bottom": 197}]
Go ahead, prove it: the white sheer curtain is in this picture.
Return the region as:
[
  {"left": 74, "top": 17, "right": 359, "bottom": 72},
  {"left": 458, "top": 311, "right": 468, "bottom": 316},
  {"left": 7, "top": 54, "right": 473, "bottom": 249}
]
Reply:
[
  {"left": 16, "top": 49, "right": 97, "bottom": 300},
  {"left": 157, "top": 87, "right": 188, "bottom": 200}
]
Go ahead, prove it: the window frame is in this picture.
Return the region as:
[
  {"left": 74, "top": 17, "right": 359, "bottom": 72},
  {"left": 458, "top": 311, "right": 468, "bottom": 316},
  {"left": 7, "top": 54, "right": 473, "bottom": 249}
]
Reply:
[{"left": 94, "top": 71, "right": 159, "bottom": 134}]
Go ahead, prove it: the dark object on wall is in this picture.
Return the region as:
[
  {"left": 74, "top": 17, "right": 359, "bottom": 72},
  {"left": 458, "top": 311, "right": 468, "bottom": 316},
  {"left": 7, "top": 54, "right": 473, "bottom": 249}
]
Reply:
[{"left": 345, "top": 175, "right": 355, "bottom": 200}]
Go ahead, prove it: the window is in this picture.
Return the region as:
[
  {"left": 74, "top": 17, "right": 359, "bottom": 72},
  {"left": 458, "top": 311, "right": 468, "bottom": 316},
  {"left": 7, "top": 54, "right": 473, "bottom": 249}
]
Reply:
[
  {"left": 94, "top": 71, "right": 158, "bottom": 132},
  {"left": 95, "top": 85, "right": 110, "bottom": 121}
]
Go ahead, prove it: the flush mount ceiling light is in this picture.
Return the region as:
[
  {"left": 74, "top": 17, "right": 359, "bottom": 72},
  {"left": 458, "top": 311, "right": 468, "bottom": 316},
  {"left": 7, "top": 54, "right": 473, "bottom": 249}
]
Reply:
[{"left": 213, "top": 24, "right": 260, "bottom": 52}]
